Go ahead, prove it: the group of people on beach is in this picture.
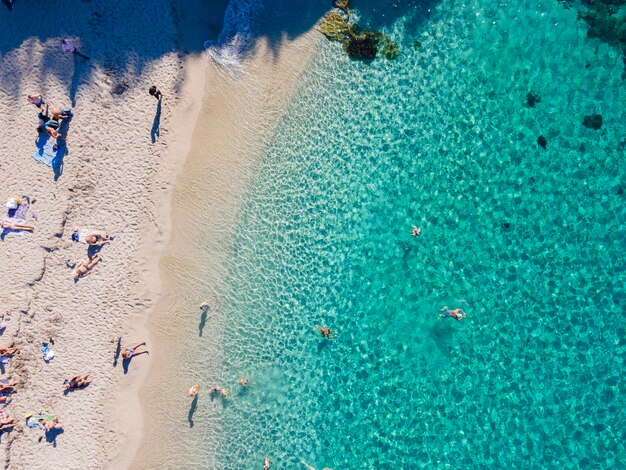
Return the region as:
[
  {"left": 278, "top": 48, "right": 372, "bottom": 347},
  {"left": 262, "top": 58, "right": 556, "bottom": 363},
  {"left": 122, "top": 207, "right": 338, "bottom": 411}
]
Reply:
[{"left": 0, "top": 37, "right": 164, "bottom": 440}]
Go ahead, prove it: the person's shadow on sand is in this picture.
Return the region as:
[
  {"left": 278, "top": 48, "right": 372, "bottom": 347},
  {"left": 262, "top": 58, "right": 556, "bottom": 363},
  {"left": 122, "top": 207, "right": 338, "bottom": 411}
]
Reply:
[
  {"left": 122, "top": 357, "right": 131, "bottom": 374},
  {"left": 151, "top": 99, "right": 161, "bottom": 143},
  {"left": 187, "top": 395, "right": 198, "bottom": 428},
  {"left": 69, "top": 55, "right": 89, "bottom": 107},
  {"left": 112, "top": 337, "right": 121, "bottom": 367},
  {"left": 41, "top": 427, "right": 64, "bottom": 447}
]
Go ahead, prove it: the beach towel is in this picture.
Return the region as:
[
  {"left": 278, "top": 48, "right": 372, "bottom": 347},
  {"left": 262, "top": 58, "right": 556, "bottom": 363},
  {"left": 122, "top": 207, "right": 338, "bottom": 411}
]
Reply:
[
  {"left": 8, "top": 202, "right": 29, "bottom": 221},
  {"left": 32, "top": 138, "right": 57, "bottom": 167}
]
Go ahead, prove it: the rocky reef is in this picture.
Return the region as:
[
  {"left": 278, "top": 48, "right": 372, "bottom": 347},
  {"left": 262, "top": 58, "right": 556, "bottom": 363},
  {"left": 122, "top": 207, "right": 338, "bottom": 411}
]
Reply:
[
  {"left": 526, "top": 92, "right": 541, "bottom": 107},
  {"left": 583, "top": 113, "right": 603, "bottom": 129},
  {"left": 576, "top": 0, "right": 626, "bottom": 75},
  {"left": 318, "top": 5, "right": 399, "bottom": 60},
  {"left": 537, "top": 135, "right": 548, "bottom": 149}
]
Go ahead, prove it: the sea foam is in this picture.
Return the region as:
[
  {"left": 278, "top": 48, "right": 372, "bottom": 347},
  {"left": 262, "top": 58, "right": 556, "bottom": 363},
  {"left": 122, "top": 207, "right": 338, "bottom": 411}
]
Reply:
[{"left": 204, "top": 0, "right": 262, "bottom": 71}]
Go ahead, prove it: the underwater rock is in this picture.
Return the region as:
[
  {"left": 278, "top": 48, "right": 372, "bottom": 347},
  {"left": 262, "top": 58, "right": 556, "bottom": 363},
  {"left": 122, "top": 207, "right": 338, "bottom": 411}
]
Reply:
[
  {"left": 381, "top": 37, "right": 400, "bottom": 60},
  {"left": 537, "top": 135, "right": 547, "bottom": 149},
  {"left": 345, "top": 33, "right": 380, "bottom": 60},
  {"left": 318, "top": 11, "right": 351, "bottom": 42},
  {"left": 583, "top": 113, "right": 603, "bottom": 129},
  {"left": 526, "top": 92, "right": 541, "bottom": 107},
  {"left": 577, "top": 1, "right": 626, "bottom": 74},
  {"left": 413, "top": 40, "right": 423, "bottom": 50},
  {"left": 318, "top": 11, "right": 396, "bottom": 60},
  {"left": 333, "top": 0, "right": 350, "bottom": 15}
]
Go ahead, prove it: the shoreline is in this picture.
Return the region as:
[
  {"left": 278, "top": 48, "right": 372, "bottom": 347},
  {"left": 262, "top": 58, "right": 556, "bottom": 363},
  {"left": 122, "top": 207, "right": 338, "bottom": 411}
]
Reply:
[
  {"left": 106, "top": 51, "right": 211, "bottom": 470},
  {"left": 133, "top": 13, "right": 324, "bottom": 470}
]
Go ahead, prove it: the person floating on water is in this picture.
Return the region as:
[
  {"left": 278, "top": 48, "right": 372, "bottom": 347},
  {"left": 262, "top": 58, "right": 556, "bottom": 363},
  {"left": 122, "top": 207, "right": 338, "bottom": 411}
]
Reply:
[
  {"left": 411, "top": 225, "right": 421, "bottom": 236},
  {"left": 439, "top": 306, "right": 466, "bottom": 321},
  {"left": 315, "top": 326, "right": 336, "bottom": 339}
]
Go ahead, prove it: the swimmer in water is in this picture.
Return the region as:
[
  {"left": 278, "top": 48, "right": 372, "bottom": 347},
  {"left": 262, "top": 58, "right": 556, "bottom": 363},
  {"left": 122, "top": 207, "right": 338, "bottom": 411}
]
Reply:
[
  {"left": 264, "top": 456, "right": 271, "bottom": 470},
  {"left": 439, "top": 306, "right": 466, "bottom": 321},
  {"left": 411, "top": 226, "right": 421, "bottom": 236},
  {"left": 210, "top": 386, "right": 228, "bottom": 398},
  {"left": 188, "top": 384, "right": 200, "bottom": 397},
  {"left": 239, "top": 377, "right": 249, "bottom": 387},
  {"left": 315, "top": 326, "right": 336, "bottom": 339}
]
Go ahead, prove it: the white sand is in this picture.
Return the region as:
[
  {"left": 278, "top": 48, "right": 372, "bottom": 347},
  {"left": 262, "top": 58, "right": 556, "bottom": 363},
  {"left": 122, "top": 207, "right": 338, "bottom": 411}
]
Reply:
[{"left": 0, "top": 0, "right": 226, "bottom": 468}]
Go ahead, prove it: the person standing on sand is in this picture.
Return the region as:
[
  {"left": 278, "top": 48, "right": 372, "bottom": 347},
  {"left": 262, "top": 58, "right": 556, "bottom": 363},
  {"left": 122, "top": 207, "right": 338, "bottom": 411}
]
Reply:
[
  {"left": 149, "top": 85, "right": 162, "bottom": 100},
  {"left": 61, "top": 39, "right": 90, "bottom": 60}
]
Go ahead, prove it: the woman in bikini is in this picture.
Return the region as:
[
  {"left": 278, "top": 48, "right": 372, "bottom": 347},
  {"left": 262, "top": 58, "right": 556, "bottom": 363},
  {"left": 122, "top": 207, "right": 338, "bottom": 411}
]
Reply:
[
  {"left": 0, "top": 220, "right": 34, "bottom": 232},
  {"left": 64, "top": 374, "right": 91, "bottom": 390},
  {"left": 73, "top": 254, "right": 101, "bottom": 279},
  {"left": 122, "top": 341, "right": 148, "bottom": 360},
  {"left": 439, "top": 306, "right": 466, "bottom": 321}
]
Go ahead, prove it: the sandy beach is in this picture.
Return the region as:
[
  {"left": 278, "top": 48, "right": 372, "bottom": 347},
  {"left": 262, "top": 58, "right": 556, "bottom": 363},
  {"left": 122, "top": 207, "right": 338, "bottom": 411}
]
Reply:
[
  {"left": 0, "top": 0, "right": 323, "bottom": 468},
  {"left": 0, "top": 0, "right": 226, "bottom": 468}
]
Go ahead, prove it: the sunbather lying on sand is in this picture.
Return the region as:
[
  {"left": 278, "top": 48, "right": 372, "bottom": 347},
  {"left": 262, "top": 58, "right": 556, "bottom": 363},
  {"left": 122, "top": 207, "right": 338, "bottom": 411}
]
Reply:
[
  {"left": 73, "top": 254, "right": 101, "bottom": 279},
  {"left": 64, "top": 374, "right": 91, "bottom": 390},
  {"left": 122, "top": 341, "right": 148, "bottom": 359},
  {"left": 0, "top": 347, "right": 19, "bottom": 357},
  {"left": 0, "top": 417, "right": 18, "bottom": 431},
  {"left": 86, "top": 231, "right": 111, "bottom": 246},
  {"left": 27, "top": 94, "right": 45, "bottom": 108},
  {"left": 0, "top": 382, "right": 17, "bottom": 393},
  {"left": 0, "top": 220, "right": 34, "bottom": 232},
  {"left": 38, "top": 416, "right": 61, "bottom": 431}
]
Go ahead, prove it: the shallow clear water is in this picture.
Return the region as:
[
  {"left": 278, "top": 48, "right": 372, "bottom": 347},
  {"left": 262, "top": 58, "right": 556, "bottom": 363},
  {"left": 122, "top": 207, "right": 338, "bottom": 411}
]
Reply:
[{"left": 213, "top": 0, "right": 625, "bottom": 467}]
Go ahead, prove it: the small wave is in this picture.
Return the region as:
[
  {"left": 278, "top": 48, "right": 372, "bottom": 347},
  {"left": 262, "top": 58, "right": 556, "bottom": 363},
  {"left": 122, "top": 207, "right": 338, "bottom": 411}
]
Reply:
[{"left": 204, "top": 0, "right": 262, "bottom": 72}]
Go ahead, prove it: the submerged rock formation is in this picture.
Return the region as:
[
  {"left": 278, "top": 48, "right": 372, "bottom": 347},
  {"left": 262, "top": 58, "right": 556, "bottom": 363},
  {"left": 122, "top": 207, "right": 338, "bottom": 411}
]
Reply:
[
  {"left": 583, "top": 113, "right": 603, "bottom": 129},
  {"left": 526, "top": 92, "right": 541, "bottom": 107},
  {"left": 576, "top": 0, "right": 626, "bottom": 75},
  {"left": 333, "top": 0, "right": 351, "bottom": 16},
  {"left": 318, "top": 10, "right": 399, "bottom": 60},
  {"left": 537, "top": 135, "right": 548, "bottom": 149}
]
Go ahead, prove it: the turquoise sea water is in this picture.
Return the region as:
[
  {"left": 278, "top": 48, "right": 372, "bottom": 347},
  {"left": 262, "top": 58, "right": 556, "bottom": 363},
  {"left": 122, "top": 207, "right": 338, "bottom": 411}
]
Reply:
[{"left": 213, "top": 1, "right": 625, "bottom": 468}]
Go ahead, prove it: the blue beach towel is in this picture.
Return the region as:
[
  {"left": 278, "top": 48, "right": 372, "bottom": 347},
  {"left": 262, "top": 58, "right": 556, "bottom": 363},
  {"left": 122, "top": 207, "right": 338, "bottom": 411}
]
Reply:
[
  {"left": 32, "top": 138, "right": 56, "bottom": 167},
  {"left": 32, "top": 136, "right": 66, "bottom": 179}
]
